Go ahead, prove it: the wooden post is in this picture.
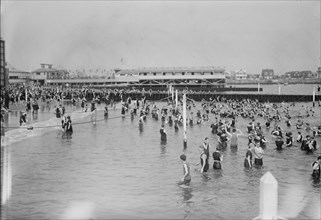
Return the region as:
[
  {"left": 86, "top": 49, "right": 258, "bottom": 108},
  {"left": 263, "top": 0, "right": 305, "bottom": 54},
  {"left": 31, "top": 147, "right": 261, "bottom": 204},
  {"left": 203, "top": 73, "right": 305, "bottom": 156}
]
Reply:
[
  {"left": 278, "top": 84, "right": 281, "bottom": 95},
  {"left": 258, "top": 82, "right": 260, "bottom": 92},
  {"left": 183, "top": 93, "right": 187, "bottom": 148}
]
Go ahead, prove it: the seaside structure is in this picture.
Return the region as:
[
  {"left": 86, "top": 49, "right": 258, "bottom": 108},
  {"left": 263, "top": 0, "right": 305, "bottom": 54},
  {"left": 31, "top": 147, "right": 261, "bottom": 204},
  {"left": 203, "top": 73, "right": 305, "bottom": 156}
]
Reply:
[
  {"left": 6, "top": 62, "right": 32, "bottom": 84},
  {"left": 32, "top": 64, "right": 69, "bottom": 84},
  {"left": 46, "top": 67, "right": 227, "bottom": 90},
  {"left": 0, "top": 38, "right": 9, "bottom": 90}
]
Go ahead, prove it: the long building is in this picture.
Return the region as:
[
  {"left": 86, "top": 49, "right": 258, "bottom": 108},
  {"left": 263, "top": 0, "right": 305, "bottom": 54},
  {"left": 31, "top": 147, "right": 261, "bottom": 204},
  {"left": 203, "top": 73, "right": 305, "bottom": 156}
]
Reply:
[{"left": 46, "top": 67, "right": 226, "bottom": 90}]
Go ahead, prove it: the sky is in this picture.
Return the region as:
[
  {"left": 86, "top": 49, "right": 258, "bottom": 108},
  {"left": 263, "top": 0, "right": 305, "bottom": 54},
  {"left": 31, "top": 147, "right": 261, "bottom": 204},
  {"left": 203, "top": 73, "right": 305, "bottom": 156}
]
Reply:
[{"left": 1, "top": 0, "right": 320, "bottom": 75}]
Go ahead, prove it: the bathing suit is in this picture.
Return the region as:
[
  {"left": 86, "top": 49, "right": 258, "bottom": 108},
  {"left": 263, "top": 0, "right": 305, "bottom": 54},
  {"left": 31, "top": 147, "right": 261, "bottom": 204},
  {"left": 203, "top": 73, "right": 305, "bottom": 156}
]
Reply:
[
  {"left": 200, "top": 153, "right": 209, "bottom": 172},
  {"left": 244, "top": 150, "right": 252, "bottom": 168},
  {"left": 212, "top": 151, "right": 222, "bottom": 170}
]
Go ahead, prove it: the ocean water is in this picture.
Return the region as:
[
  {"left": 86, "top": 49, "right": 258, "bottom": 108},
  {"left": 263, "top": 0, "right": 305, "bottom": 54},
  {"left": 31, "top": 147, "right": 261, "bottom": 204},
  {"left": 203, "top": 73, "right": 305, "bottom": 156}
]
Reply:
[
  {"left": 229, "top": 83, "right": 321, "bottom": 95},
  {"left": 1, "top": 86, "right": 321, "bottom": 219}
]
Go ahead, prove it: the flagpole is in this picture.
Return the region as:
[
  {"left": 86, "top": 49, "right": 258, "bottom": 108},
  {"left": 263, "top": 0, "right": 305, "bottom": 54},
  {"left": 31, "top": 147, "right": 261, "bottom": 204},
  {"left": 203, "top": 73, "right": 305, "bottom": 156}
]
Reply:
[{"left": 183, "top": 93, "right": 187, "bottom": 148}]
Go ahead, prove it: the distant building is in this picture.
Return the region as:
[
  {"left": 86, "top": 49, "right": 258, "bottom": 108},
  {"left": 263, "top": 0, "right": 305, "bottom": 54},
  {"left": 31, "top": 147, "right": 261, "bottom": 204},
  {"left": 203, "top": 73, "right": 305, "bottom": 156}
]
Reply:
[
  {"left": 261, "top": 69, "right": 274, "bottom": 79},
  {"left": 6, "top": 62, "right": 32, "bottom": 84},
  {"left": 0, "top": 38, "right": 9, "bottom": 89},
  {"left": 247, "top": 74, "right": 260, "bottom": 80},
  {"left": 32, "top": 64, "right": 70, "bottom": 84},
  {"left": 317, "top": 67, "right": 321, "bottom": 79},
  {"left": 235, "top": 69, "right": 247, "bottom": 80},
  {"left": 284, "top": 70, "right": 315, "bottom": 79}
]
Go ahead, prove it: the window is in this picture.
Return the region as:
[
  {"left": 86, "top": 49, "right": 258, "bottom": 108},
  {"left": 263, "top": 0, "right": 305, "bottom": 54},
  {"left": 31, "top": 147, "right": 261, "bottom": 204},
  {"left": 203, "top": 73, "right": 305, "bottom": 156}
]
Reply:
[{"left": 36, "top": 73, "right": 40, "bottom": 75}]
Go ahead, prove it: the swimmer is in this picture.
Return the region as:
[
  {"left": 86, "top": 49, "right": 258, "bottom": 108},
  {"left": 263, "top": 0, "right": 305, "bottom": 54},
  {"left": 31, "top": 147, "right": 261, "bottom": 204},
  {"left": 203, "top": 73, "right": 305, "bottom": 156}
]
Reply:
[
  {"left": 196, "top": 145, "right": 209, "bottom": 173},
  {"left": 177, "top": 154, "right": 191, "bottom": 186},
  {"left": 285, "top": 132, "right": 293, "bottom": 147},
  {"left": 296, "top": 131, "right": 303, "bottom": 143},
  {"left": 253, "top": 143, "right": 264, "bottom": 167},
  {"left": 244, "top": 144, "right": 253, "bottom": 168},
  {"left": 311, "top": 156, "right": 321, "bottom": 179},
  {"left": 212, "top": 147, "right": 223, "bottom": 170},
  {"left": 275, "top": 136, "right": 284, "bottom": 150},
  {"left": 104, "top": 106, "right": 108, "bottom": 117},
  {"left": 160, "top": 124, "right": 167, "bottom": 142},
  {"left": 19, "top": 112, "right": 27, "bottom": 126},
  {"left": 65, "top": 116, "right": 73, "bottom": 139},
  {"left": 226, "top": 127, "right": 243, "bottom": 148}
]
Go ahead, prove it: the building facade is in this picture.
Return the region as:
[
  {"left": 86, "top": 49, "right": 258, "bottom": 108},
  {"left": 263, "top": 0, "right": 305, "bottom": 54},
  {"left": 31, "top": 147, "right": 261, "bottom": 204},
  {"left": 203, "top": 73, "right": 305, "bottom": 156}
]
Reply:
[
  {"left": 0, "top": 38, "right": 9, "bottom": 89},
  {"left": 7, "top": 62, "right": 32, "bottom": 84},
  {"left": 261, "top": 69, "right": 274, "bottom": 79},
  {"left": 32, "top": 64, "right": 70, "bottom": 84},
  {"left": 235, "top": 69, "right": 247, "bottom": 80}
]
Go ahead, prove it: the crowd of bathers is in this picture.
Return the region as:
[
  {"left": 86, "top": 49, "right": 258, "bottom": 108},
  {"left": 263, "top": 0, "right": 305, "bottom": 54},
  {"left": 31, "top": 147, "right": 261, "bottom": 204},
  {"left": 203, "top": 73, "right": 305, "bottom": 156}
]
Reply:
[
  {"left": 1, "top": 84, "right": 321, "bottom": 181},
  {"left": 116, "top": 95, "right": 321, "bottom": 183}
]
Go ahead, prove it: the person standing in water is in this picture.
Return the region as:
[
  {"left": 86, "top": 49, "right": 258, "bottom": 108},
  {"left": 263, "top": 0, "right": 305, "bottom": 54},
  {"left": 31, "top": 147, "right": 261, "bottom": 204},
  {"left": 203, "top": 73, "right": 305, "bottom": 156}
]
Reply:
[
  {"left": 226, "top": 127, "right": 243, "bottom": 148},
  {"left": 212, "top": 147, "right": 223, "bottom": 170},
  {"left": 197, "top": 145, "right": 209, "bottom": 173},
  {"left": 244, "top": 143, "right": 254, "bottom": 168},
  {"left": 253, "top": 142, "right": 264, "bottom": 167},
  {"left": 178, "top": 154, "right": 191, "bottom": 186},
  {"left": 65, "top": 116, "right": 73, "bottom": 139},
  {"left": 202, "top": 137, "right": 211, "bottom": 159},
  {"left": 311, "top": 156, "right": 321, "bottom": 179},
  {"left": 275, "top": 136, "right": 284, "bottom": 151},
  {"left": 160, "top": 124, "right": 167, "bottom": 142},
  {"left": 91, "top": 101, "right": 97, "bottom": 124}
]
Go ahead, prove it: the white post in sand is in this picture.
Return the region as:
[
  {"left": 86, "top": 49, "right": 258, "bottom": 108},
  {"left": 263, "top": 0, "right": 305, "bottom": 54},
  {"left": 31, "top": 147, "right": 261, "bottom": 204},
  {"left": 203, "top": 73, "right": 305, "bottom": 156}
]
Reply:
[
  {"left": 175, "top": 89, "right": 178, "bottom": 108},
  {"left": 278, "top": 84, "right": 281, "bottom": 95},
  {"left": 254, "top": 171, "right": 279, "bottom": 220},
  {"left": 183, "top": 93, "right": 187, "bottom": 147}
]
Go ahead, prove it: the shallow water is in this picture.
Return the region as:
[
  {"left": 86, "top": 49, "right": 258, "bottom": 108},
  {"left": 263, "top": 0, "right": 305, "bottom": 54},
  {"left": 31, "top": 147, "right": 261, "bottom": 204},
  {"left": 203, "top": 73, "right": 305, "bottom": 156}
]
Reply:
[
  {"left": 1, "top": 99, "right": 321, "bottom": 219},
  {"left": 229, "top": 83, "right": 321, "bottom": 95}
]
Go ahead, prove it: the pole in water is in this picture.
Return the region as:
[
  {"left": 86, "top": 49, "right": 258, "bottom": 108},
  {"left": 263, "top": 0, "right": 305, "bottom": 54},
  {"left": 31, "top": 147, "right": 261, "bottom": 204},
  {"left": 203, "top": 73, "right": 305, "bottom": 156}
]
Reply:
[
  {"left": 175, "top": 89, "right": 178, "bottom": 108},
  {"left": 258, "top": 82, "right": 260, "bottom": 92},
  {"left": 25, "top": 88, "right": 28, "bottom": 102},
  {"left": 183, "top": 93, "right": 187, "bottom": 148},
  {"left": 171, "top": 86, "right": 174, "bottom": 103},
  {"left": 278, "top": 84, "right": 281, "bottom": 95},
  {"left": 312, "top": 86, "right": 315, "bottom": 107}
]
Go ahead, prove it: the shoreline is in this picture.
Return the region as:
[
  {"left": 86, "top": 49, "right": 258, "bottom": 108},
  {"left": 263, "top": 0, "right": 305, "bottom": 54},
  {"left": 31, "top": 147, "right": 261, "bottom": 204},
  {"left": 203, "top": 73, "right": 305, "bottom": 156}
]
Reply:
[{"left": 226, "top": 79, "right": 321, "bottom": 85}]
